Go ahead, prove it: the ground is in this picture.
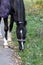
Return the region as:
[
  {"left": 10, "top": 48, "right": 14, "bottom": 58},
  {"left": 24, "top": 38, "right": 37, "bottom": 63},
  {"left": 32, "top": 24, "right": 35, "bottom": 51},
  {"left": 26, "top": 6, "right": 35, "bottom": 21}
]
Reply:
[
  {"left": 0, "top": 20, "right": 21, "bottom": 65},
  {"left": 12, "top": 14, "right": 43, "bottom": 65}
]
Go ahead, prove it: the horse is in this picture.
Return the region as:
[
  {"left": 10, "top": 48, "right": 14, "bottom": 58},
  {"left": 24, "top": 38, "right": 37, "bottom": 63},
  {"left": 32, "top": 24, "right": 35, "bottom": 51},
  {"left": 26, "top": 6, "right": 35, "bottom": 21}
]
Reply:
[{"left": 0, "top": 0, "right": 27, "bottom": 50}]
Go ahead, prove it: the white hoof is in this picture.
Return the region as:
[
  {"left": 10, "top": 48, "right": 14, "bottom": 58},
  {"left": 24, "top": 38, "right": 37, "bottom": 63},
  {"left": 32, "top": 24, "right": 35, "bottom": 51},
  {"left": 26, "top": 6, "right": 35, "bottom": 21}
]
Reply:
[{"left": 4, "top": 38, "right": 8, "bottom": 48}]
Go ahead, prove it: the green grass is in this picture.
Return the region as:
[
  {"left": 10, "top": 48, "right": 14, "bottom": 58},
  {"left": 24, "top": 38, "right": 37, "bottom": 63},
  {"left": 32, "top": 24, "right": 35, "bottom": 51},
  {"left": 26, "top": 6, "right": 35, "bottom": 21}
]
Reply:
[
  {"left": 12, "top": 15, "right": 43, "bottom": 65},
  {"left": 12, "top": 0, "right": 43, "bottom": 65}
]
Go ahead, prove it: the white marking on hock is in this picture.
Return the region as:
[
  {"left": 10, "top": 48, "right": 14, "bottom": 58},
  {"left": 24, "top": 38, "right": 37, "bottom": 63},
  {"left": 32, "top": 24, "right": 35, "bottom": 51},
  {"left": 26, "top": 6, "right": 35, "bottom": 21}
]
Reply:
[
  {"left": 20, "top": 30, "right": 22, "bottom": 34},
  {"left": 4, "top": 38, "right": 8, "bottom": 48},
  {"left": 20, "top": 29, "right": 23, "bottom": 38},
  {"left": 7, "top": 31, "right": 12, "bottom": 42}
]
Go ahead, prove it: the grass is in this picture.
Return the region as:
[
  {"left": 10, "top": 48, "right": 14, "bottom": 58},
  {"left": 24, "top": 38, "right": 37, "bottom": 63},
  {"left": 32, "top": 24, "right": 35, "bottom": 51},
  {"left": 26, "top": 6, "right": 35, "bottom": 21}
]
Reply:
[
  {"left": 12, "top": 15, "right": 43, "bottom": 65},
  {"left": 12, "top": 0, "right": 43, "bottom": 65}
]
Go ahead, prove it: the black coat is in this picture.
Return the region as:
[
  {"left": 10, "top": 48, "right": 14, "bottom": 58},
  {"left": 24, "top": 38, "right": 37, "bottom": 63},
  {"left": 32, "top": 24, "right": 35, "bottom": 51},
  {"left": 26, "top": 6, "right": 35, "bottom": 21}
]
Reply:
[{"left": 0, "top": 0, "right": 26, "bottom": 23}]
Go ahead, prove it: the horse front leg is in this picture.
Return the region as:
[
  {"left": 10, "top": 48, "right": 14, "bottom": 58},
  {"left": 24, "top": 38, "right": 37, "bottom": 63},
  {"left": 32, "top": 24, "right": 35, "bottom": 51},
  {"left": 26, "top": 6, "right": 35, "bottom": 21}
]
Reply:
[
  {"left": 16, "top": 23, "right": 26, "bottom": 51},
  {"left": 4, "top": 17, "right": 8, "bottom": 48}
]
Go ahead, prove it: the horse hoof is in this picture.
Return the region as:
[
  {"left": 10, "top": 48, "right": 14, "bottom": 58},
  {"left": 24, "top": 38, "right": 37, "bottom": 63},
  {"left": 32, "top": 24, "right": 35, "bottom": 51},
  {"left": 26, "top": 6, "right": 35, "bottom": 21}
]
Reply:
[{"left": 4, "top": 38, "right": 8, "bottom": 46}]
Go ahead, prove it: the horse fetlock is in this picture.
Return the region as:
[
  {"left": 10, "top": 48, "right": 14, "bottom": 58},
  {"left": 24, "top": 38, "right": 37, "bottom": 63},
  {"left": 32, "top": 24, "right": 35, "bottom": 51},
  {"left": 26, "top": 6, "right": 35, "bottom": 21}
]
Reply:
[
  {"left": 4, "top": 38, "right": 8, "bottom": 48},
  {"left": 21, "top": 41, "right": 24, "bottom": 50},
  {"left": 19, "top": 41, "right": 25, "bottom": 51}
]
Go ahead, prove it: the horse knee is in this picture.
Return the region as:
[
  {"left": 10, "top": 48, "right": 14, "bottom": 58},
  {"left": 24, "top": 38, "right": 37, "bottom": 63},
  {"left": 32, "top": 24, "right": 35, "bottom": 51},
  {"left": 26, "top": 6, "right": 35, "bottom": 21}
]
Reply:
[
  {"left": 4, "top": 18, "right": 8, "bottom": 40},
  {"left": 4, "top": 18, "right": 8, "bottom": 32},
  {"left": 4, "top": 26, "right": 8, "bottom": 32},
  {"left": 4, "top": 25, "right": 8, "bottom": 40}
]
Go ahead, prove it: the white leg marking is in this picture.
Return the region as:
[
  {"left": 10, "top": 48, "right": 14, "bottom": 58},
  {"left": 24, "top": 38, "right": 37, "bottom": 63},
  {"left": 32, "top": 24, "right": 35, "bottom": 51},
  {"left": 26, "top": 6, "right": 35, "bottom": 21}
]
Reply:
[{"left": 4, "top": 38, "right": 8, "bottom": 48}]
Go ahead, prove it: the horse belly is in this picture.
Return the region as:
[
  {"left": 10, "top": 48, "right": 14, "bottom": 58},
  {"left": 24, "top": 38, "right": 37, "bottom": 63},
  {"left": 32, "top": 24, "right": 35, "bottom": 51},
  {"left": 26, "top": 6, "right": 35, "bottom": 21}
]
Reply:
[{"left": 0, "top": 0, "right": 11, "bottom": 18}]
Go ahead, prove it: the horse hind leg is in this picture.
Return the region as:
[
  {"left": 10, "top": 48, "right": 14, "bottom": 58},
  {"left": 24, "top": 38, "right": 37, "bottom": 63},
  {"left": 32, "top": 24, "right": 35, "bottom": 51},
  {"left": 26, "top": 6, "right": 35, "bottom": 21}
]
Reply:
[{"left": 4, "top": 17, "right": 8, "bottom": 48}]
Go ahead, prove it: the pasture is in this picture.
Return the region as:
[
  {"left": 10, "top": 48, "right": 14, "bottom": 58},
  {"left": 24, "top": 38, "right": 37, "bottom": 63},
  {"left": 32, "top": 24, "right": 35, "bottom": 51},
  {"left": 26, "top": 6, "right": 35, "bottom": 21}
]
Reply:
[{"left": 12, "top": 0, "right": 43, "bottom": 65}]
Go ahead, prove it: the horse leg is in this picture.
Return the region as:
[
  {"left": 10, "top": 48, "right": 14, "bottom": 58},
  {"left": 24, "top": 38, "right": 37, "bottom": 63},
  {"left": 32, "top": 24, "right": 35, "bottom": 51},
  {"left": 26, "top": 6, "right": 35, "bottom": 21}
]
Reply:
[
  {"left": 16, "top": 23, "right": 26, "bottom": 51},
  {"left": 9, "top": 14, "right": 14, "bottom": 32},
  {"left": 0, "top": 17, "right": 1, "bottom": 21},
  {"left": 0, "top": 17, "right": 1, "bottom": 24},
  {"left": 8, "top": 14, "right": 14, "bottom": 42},
  {"left": 4, "top": 17, "right": 8, "bottom": 48},
  {"left": 0, "top": 17, "right": 1, "bottom": 25}
]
